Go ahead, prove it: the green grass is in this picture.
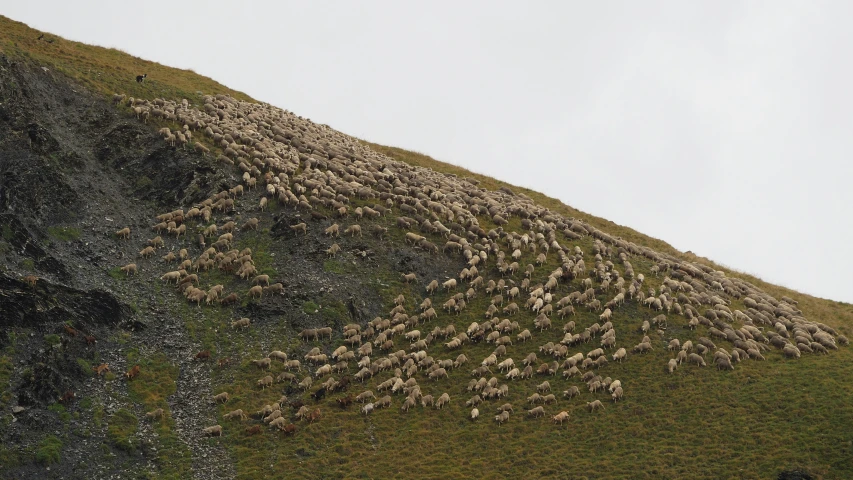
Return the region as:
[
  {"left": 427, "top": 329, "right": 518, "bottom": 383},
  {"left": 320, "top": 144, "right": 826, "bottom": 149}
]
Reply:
[
  {"left": 302, "top": 301, "right": 319, "bottom": 315},
  {"left": 106, "top": 408, "right": 138, "bottom": 452},
  {"left": 34, "top": 435, "right": 62, "bottom": 465},
  {"left": 125, "top": 352, "right": 192, "bottom": 478},
  {"left": 1, "top": 224, "right": 13, "bottom": 241},
  {"left": 107, "top": 266, "right": 125, "bottom": 280},
  {"left": 47, "top": 403, "right": 71, "bottom": 423},
  {"left": 0, "top": 353, "right": 12, "bottom": 408},
  {"left": 76, "top": 358, "right": 93, "bottom": 376},
  {"left": 47, "top": 226, "right": 80, "bottom": 241},
  {"left": 0, "top": 16, "right": 253, "bottom": 103},
  {"left": 44, "top": 334, "right": 61, "bottom": 347},
  {"left": 92, "top": 403, "right": 104, "bottom": 428}
]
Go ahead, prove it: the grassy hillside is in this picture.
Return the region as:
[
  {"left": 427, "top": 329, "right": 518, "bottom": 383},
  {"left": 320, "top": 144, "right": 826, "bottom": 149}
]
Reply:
[
  {"left": 1, "top": 14, "right": 852, "bottom": 480},
  {"left": 0, "top": 15, "right": 254, "bottom": 104}
]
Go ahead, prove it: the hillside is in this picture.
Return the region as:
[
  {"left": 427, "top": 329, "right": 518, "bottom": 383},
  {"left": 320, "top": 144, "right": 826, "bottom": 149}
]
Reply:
[{"left": 1, "top": 15, "right": 852, "bottom": 480}]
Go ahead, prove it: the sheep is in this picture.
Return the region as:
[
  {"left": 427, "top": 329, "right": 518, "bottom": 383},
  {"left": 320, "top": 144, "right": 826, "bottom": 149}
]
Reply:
[
  {"left": 667, "top": 358, "right": 678, "bottom": 373},
  {"left": 552, "top": 411, "right": 569, "bottom": 425},
  {"left": 115, "top": 227, "right": 131, "bottom": 239},
  {"left": 443, "top": 278, "right": 458, "bottom": 291},
  {"left": 687, "top": 353, "right": 706, "bottom": 367},
  {"left": 527, "top": 406, "right": 546, "bottom": 418},
  {"left": 587, "top": 400, "right": 604, "bottom": 412},
  {"left": 356, "top": 391, "right": 375, "bottom": 403},
  {"left": 120, "top": 263, "right": 137, "bottom": 276},
  {"left": 537, "top": 381, "right": 551, "bottom": 393},
  {"left": 471, "top": 408, "right": 480, "bottom": 420},
  {"left": 326, "top": 244, "right": 341, "bottom": 257},
  {"left": 435, "top": 393, "right": 450, "bottom": 409},
  {"left": 376, "top": 396, "right": 392, "bottom": 409},
  {"left": 325, "top": 224, "right": 340, "bottom": 237},
  {"left": 213, "top": 392, "right": 230, "bottom": 403},
  {"left": 257, "top": 375, "right": 274, "bottom": 389},
  {"left": 783, "top": 344, "right": 801, "bottom": 358},
  {"left": 611, "top": 386, "right": 624, "bottom": 402},
  {"left": 402, "top": 272, "right": 417, "bottom": 283},
  {"left": 361, "top": 403, "right": 375, "bottom": 415},
  {"left": 263, "top": 410, "right": 282, "bottom": 424},
  {"left": 146, "top": 408, "right": 164, "bottom": 421},
  {"left": 344, "top": 224, "right": 362, "bottom": 237},
  {"left": 715, "top": 356, "right": 734, "bottom": 370},
  {"left": 491, "top": 409, "right": 510, "bottom": 425},
  {"left": 139, "top": 246, "right": 155, "bottom": 258},
  {"left": 231, "top": 318, "right": 251, "bottom": 329},
  {"left": 252, "top": 357, "right": 272, "bottom": 369},
  {"left": 203, "top": 425, "right": 223, "bottom": 437},
  {"left": 290, "top": 223, "right": 307, "bottom": 235}
]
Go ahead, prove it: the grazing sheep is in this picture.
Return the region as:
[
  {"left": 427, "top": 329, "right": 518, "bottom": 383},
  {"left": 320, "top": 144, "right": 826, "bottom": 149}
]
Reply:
[
  {"left": 203, "top": 425, "right": 223, "bottom": 437},
  {"left": 587, "top": 400, "right": 604, "bottom": 412},
  {"left": 782, "top": 344, "right": 801, "bottom": 358},
  {"left": 257, "top": 375, "right": 274, "bottom": 389},
  {"left": 252, "top": 358, "right": 271, "bottom": 369},
  {"left": 290, "top": 223, "right": 307, "bottom": 235},
  {"left": 120, "top": 263, "right": 137, "bottom": 276},
  {"left": 552, "top": 411, "right": 569, "bottom": 425},
  {"left": 435, "top": 393, "right": 451, "bottom": 409},
  {"left": 687, "top": 353, "right": 706, "bottom": 367},
  {"left": 494, "top": 410, "right": 510, "bottom": 425},
  {"left": 146, "top": 408, "right": 164, "bottom": 421},
  {"left": 325, "top": 224, "right": 340, "bottom": 237},
  {"left": 528, "top": 406, "right": 546, "bottom": 418},
  {"left": 231, "top": 318, "right": 251, "bottom": 329},
  {"left": 561, "top": 385, "right": 581, "bottom": 400},
  {"left": 223, "top": 409, "right": 248, "bottom": 421},
  {"left": 361, "top": 403, "right": 375, "bottom": 415},
  {"left": 611, "top": 386, "right": 623, "bottom": 402},
  {"left": 356, "top": 391, "right": 375, "bottom": 403},
  {"left": 115, "top": 227, "right": 131, "bottom": 239},
  {"left": 471, "top": 408, "right": 480, "bottom": 420},
  {"left": 667, "top": 358, "right": 678, "bottom": 373}
]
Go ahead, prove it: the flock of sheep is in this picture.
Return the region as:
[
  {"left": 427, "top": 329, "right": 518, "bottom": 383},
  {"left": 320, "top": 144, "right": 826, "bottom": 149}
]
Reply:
[{"left": 113, "top": 92, "right": 847, "bottom": 438}]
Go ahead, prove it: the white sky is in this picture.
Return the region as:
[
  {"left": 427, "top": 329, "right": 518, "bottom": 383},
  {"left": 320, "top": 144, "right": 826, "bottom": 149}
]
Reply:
[{"left": 3, "top": 2, "right": 852, "bottom": 303}]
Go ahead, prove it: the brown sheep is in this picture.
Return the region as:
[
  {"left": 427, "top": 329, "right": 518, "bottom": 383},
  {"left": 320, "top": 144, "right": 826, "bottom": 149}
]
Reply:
[
  {"left": 203, "top": 425, "right": 223, "bottom": 437},
  {"left": 223, "top": 409, "right": 248, "bottom": 421},
  {"left": 115, "top": 227, "right": 131, "bottom": 239},
  {"left": 120, "top": 263, "right": 137, "bottom": 276},
  {"left": 241, "top": 218, "right": 260, "bottom": 231},
  {"left": 146, "top": 408, "right": 164, "bottom": 421},
  {"left": 290, "top": 223, "right": 308, "bottom": 235}
]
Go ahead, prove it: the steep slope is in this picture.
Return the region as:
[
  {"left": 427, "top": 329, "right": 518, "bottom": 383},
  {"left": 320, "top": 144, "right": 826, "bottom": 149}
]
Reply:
[{"left": 1, "top": 16, "right": 852, "bottom": 480}]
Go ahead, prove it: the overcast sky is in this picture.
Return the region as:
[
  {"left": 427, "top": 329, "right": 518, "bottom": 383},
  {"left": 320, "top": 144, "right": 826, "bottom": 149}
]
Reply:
[{"left": 3, "top": 2, "right": 852, "bottom": 303}]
